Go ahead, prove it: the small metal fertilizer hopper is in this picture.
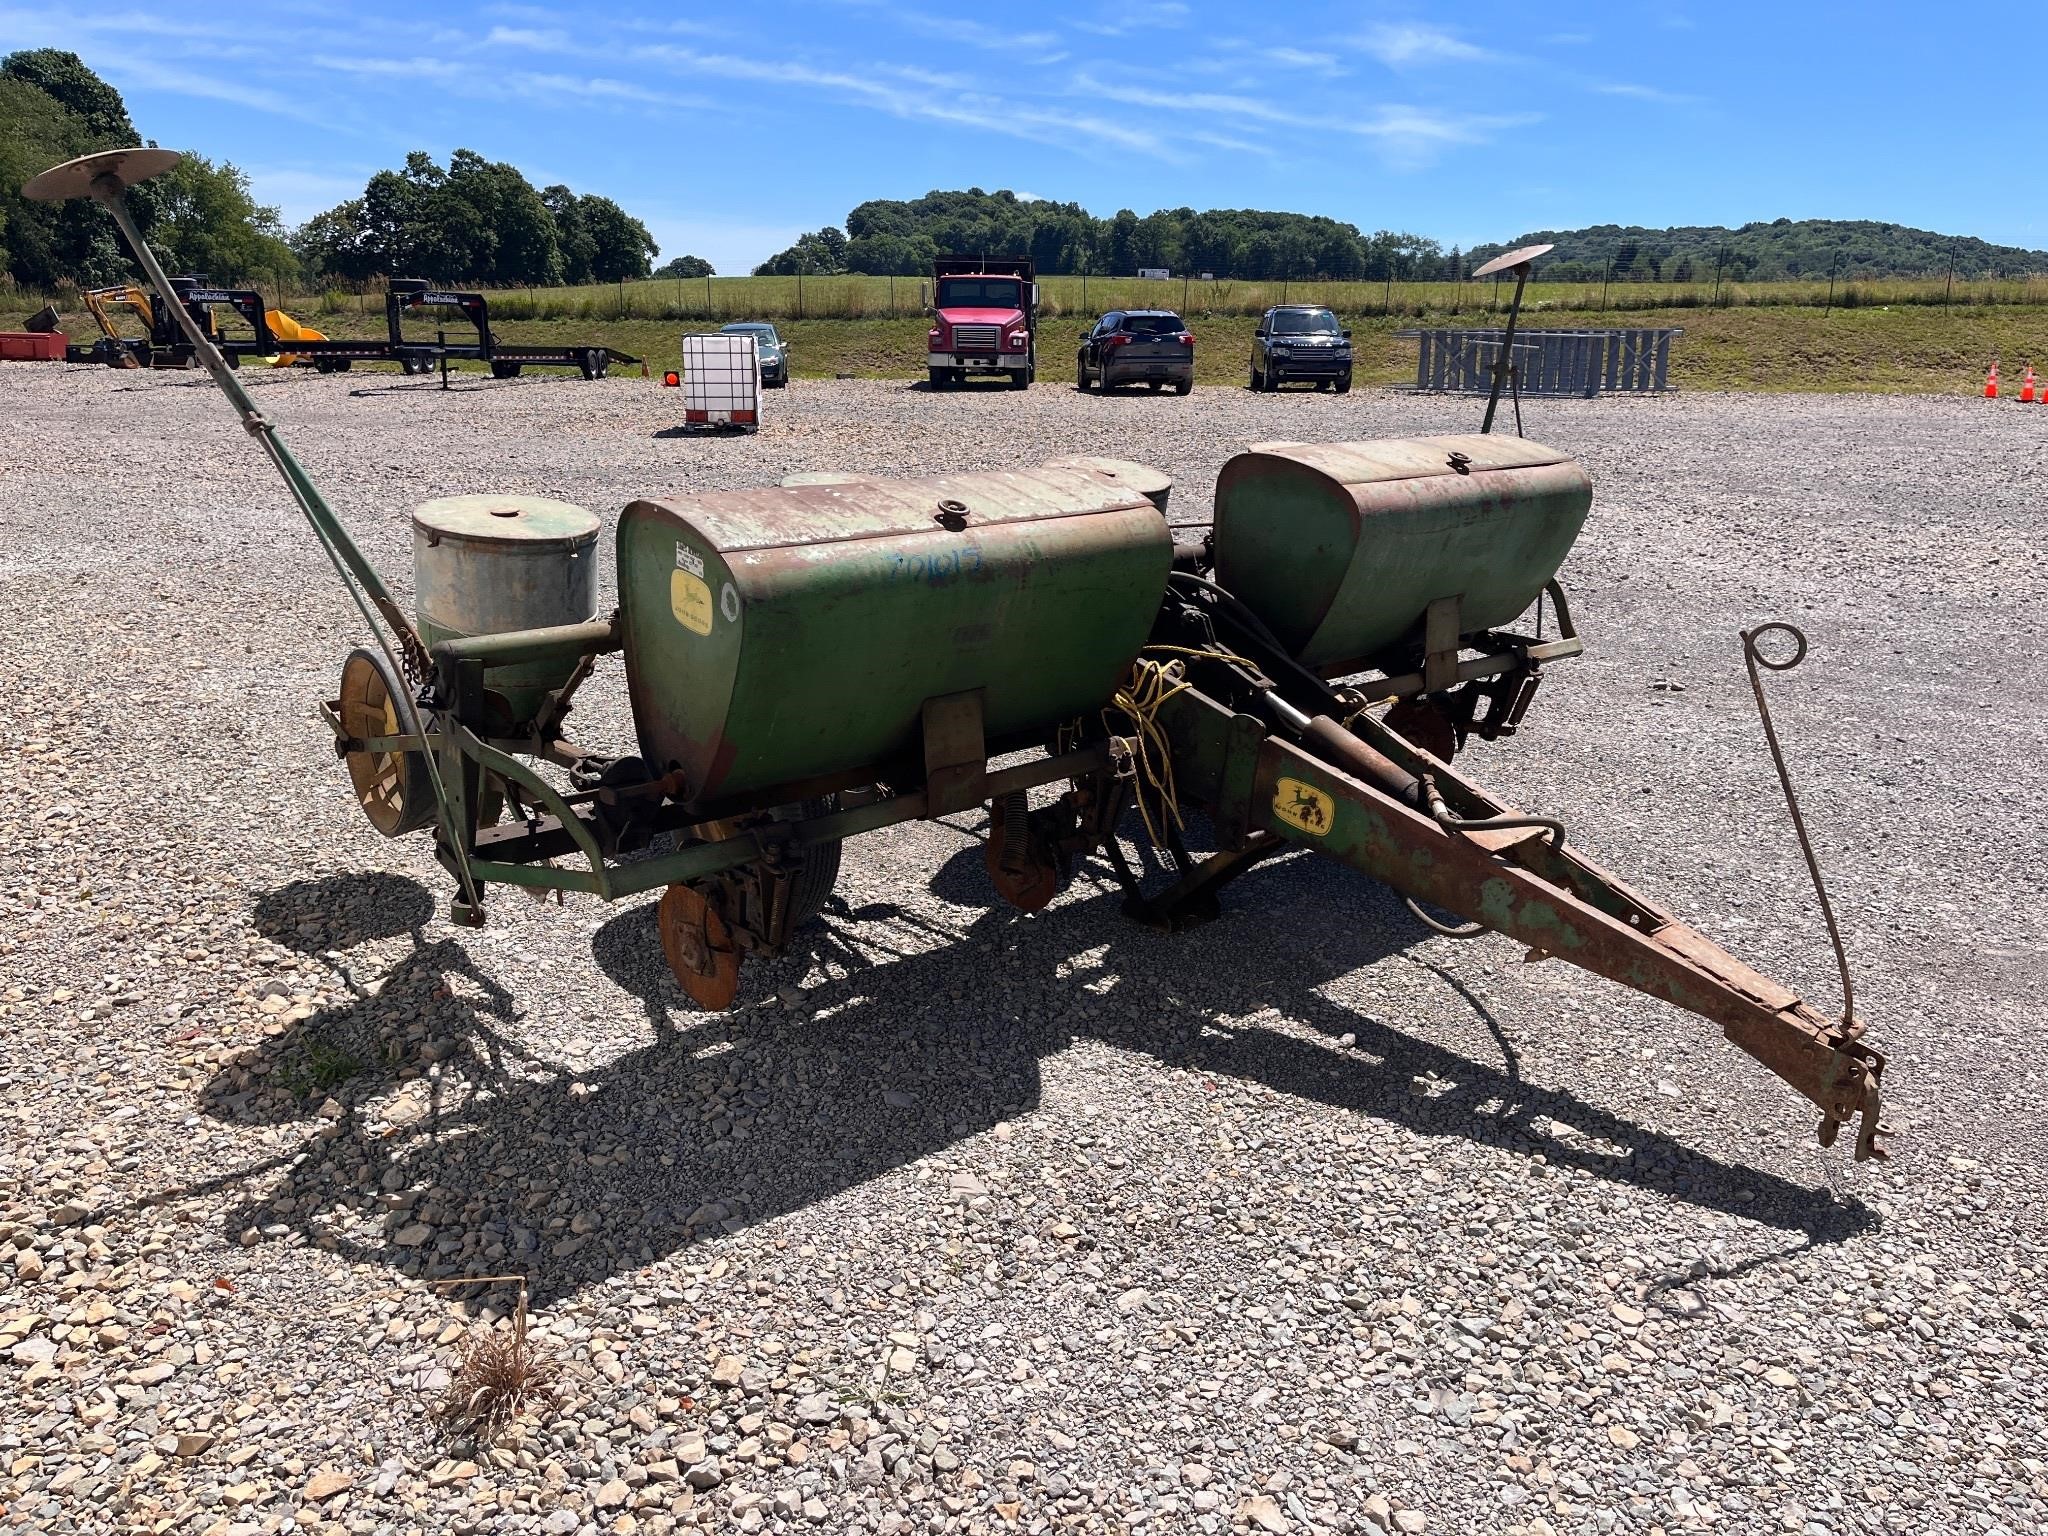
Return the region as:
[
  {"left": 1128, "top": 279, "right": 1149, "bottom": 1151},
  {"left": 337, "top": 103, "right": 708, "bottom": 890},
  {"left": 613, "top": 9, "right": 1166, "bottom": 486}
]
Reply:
[{"left": 27, "top": 150, "right": 1887, "bottom": 1165}]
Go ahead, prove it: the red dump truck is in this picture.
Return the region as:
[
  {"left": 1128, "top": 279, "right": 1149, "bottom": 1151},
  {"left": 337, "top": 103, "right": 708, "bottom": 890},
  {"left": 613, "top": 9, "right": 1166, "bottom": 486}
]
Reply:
[{"left": 925, "top": 256, "right": 1036, "bottom": 390}]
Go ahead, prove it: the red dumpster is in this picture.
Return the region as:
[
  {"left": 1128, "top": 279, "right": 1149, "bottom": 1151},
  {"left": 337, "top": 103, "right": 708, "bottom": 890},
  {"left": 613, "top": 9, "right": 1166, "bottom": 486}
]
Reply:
[{"left": 0, "top": 331, "right": 67, "bottom": 361}]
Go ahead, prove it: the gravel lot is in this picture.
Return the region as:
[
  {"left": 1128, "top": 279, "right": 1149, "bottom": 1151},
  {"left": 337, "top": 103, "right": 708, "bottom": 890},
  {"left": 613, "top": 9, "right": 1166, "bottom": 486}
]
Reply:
[{"left": 2, "top": 366, "right": 2044, "bottom": 1536}]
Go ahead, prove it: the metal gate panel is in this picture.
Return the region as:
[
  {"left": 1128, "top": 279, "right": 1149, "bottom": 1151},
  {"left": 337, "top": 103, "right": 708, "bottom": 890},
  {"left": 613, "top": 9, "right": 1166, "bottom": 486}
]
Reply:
[{"left": 1398, "top": 327, "right": 1682, "bottom": 395}]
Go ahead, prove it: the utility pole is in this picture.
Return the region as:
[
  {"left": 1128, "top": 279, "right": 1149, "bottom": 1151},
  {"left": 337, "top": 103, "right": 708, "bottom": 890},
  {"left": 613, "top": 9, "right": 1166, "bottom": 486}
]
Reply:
[
  {"left": 1944, "top": 238, "right": 1957, "bottom": 309},
  {"left": 1601, "top": 259, "right": 1612, "bottom": 312},
  {"left": 1825, "top": 253, "right": 1839, "bottom": 316},
  {"left": 1711, "top": 246, "right": 1725, "bottom": 307}
]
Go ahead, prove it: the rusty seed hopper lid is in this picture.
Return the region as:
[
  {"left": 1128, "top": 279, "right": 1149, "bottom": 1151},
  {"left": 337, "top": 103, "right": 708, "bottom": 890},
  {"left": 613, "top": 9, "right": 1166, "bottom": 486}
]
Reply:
[
  {"left": 1235, "top": 434, "right": 1573, "bottom": 487},
  {"left": 1039, "top": 455, "right": 1172, "bottom": 511},
  {"left": 411, "top": 494, "right": 598, "bottom": 548},
  {"left": 651, "top": 465, "right": 1157, "bottom": 555}
]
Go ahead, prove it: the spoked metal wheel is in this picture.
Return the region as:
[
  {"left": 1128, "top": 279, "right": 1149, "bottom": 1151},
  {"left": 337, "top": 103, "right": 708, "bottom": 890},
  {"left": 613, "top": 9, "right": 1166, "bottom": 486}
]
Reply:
[{"left": 336, "top": 647, "right": 435, "bottom": 837}]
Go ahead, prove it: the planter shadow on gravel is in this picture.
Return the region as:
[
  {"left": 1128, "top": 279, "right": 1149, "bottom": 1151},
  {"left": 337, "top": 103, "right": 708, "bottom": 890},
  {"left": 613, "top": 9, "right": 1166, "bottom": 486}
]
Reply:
[
  {"left": 195, "top": 873, "right": 533, "bottom": 1128},
  {"left": 190, "top": 856, "right": 1871, "bottom": 1306}
]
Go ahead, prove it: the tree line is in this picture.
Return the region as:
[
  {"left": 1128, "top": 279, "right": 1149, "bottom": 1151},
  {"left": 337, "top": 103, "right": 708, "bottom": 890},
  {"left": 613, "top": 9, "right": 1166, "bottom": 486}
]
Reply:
[
  {"left": 754, "top": 189, "right": 1456, "bottom": 281},
  {"left": 0, "top": 51, "right": 709, "bottom": 292},
  {"left": 759, "top": 190, "right": 2048, "bottom": 286},
  {"left": 1468, "top": 219, "right": 2048, "bottom": 284}
]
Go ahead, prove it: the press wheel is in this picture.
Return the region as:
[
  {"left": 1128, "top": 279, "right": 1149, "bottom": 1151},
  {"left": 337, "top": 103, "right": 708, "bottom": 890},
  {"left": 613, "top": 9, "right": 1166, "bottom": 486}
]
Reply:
[
  {"left": 336, "top": 647, "right": 435, "bottom": 837},
  {"left": 658, "top": 883, "right": 741, "bottom": 1010}
]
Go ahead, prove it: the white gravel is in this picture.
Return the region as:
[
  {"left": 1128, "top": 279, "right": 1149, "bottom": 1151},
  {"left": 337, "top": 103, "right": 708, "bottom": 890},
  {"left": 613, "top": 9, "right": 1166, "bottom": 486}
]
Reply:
[{"left": 1, "top": 365, "right": 2044, "bottom": 1536}]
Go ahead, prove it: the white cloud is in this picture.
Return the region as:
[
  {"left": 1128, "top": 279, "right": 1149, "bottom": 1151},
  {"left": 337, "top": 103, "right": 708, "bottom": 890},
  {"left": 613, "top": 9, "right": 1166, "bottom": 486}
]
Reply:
[
  {"left": 637, "top": 45, "right": 1178, "bottom": 160},
  {"left": 504, "top": 70, "right": 697, "bottom": 108},
  {"left": 1075, "top": 75, "right": 1304, "bottom": 127},
  {"left": 1074, "top": 2, "right": 1189, "bottom": 36},
  {"left": 1355, "top": 23, "right": 1496, "bottom": 67},
  {"left": 1263, "top": 47, "right": 1346, "bottom": 77},
  {"left": 884, "top": 10, "right": 1059, "bottom": 51},
  {"left": 1594, "top": 81, "right": 1699, "bottom": 105},
  {"left": 482, "top": 25, "right": 572, "bottom": 49},
  {"left": 1072, "top": 70, "right": 1517, "bottom": 163},
  {"left": 310, "top": 54, "right": 467, "bottom": 79},
  {"left": 88, "top": 53, "right": 345, "bottom": 129}
]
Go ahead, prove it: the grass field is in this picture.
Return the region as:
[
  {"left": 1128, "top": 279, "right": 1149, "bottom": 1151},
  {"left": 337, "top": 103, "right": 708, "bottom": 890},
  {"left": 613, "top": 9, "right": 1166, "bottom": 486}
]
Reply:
[
  {"left": 162, "top": 270, "right": 2048, "bottom": 326},
  {"left": 11, "top": 297, "right": 2046, "bottom": 394}
]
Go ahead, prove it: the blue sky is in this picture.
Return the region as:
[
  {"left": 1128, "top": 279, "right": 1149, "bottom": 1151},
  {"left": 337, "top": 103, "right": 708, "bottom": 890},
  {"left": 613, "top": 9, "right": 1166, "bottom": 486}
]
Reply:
[{"left": 5, "top": 2, "right": 2041, "bottom": 273}]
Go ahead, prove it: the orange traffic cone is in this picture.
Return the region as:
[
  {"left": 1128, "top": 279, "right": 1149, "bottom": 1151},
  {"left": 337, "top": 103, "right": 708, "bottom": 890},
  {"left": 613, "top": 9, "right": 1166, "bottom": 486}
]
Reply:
[
  {"left": 2024, "top": 366, "right": 2038, "bottom": 403},
  {"left": 1985, "top": 362, "right": 2000, "bottom": 398}
]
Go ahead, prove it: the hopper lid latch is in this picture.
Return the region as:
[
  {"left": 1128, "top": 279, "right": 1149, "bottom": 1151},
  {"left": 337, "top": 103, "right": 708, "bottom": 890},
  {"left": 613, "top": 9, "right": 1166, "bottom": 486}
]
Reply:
[{"left": 934, "top": 499, "right": 970, "bottom": 531}]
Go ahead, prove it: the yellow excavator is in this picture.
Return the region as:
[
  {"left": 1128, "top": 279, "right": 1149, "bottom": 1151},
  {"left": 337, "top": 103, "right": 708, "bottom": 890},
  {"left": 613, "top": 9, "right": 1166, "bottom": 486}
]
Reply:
[{"left": 80, "top": 282, "right": 154, "bottom": 366}]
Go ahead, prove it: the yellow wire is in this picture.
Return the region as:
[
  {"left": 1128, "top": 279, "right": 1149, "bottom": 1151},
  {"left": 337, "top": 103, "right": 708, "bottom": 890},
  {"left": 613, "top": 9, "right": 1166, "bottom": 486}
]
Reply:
[
  {"left": 1338, "top": 696, "right": 1395, "bottom": 731},
  {"left": 1105, "top": 656, "right": 1196, "bottom": 851},
  {"left": 1140, "top": 642, "right": 1261, "bottom": 670}
]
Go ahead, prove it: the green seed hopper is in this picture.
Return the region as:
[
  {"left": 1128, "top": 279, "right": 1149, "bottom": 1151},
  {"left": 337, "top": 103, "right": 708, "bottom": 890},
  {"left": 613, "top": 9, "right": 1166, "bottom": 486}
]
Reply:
[{"left": 26, "top": 148, "right": 1887, "bottom": 1164}]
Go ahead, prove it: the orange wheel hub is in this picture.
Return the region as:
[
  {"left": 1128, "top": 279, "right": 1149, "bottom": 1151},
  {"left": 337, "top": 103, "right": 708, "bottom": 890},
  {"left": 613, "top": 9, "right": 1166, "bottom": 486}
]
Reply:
[{"left": 657, "top": 883, "right": 741, "bottom": 1009}]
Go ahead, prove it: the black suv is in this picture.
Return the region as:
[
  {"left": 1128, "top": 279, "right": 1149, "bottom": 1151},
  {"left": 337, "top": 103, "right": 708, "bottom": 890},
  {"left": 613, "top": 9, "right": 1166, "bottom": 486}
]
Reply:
[{"left": 1250, "top": 305, "right": 1352, "bottom": 392}]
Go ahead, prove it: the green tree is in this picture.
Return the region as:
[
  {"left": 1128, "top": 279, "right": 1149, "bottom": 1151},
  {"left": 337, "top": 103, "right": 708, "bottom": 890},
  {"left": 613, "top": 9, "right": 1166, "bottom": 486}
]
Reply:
[
  {"left": 576, "top": 194, "right": 657, "bottom": 281},
  {"left": 542, "top": 185, "right": 595, "bottom": 283},
  {"left": 655, "top": 254, "right": 715, "bottom": 278},
  {"left": 148, "top": 153, "right": 297, "bottom": 283},
  {"left": 444, "top": 149, "right": 561, "bottom": 285},
  {"left": 753, "top": 227, "right": 848, "bottom": 276},
  {"left": 292, "top": 200, "right": 373, "bottom": 283},
  {"left": 0, "top": 52, "right": 136, "bottom": 286},
  {"left": 2, "top": 48, "right": 133, "bottom": 139}
]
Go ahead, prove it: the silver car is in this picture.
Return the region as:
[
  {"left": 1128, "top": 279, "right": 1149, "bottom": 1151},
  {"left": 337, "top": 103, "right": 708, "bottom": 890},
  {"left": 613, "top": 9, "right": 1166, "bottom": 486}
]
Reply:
[{"left": 720, "top": 321, "right": 789, "bottom": 387}]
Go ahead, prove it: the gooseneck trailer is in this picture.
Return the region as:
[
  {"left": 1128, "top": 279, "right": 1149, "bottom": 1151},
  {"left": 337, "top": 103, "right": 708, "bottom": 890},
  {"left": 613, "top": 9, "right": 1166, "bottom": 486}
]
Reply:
[
  {"left": 383, "top": 280, "right": 634, "bottom": 379},
  {"left": 25, "top": 147, "right": 1887, "bottom": 1168}
]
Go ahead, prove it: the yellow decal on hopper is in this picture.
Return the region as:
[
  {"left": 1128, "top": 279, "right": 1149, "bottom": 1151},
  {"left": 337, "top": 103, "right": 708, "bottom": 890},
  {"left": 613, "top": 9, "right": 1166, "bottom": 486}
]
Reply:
[{"left": 671, "top": 569, "right": 713, "bottom": 635}]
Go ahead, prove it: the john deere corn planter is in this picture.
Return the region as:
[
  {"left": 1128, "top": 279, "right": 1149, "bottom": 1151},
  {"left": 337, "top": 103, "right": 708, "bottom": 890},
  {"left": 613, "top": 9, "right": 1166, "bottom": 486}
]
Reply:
[{"left": 29, "top": 149, "right": 1886, "bottom": 1163}]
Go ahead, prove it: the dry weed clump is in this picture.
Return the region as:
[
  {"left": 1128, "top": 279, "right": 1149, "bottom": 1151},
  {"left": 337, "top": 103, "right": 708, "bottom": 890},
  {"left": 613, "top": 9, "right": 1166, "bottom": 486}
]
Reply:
[{"left": 428, "top": 1276, "right": 560, "bottom": 1443}]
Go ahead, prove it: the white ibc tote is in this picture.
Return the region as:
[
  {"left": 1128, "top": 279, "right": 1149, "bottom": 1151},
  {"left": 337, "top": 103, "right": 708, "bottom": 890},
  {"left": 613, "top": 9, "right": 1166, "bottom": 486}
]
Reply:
[{"left": 681, "top": 331, "right": 761, "bottom": 432}]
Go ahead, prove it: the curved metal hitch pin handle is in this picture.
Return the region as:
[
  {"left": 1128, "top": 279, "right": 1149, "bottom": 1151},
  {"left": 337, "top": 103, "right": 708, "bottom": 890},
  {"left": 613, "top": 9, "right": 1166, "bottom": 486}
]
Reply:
[{"left": 1741, "top": 623, "right": 1888, "bottom": 1162}]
